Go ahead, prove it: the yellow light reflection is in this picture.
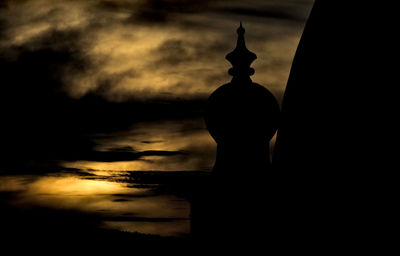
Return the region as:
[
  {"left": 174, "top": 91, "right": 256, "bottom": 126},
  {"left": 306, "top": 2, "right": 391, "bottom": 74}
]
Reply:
[
  {"left": 27, "top": 176, "right": 130, "bottom": 196},
  {"left": 62, "top": 158, "right": 162, "bottom": 172},
  {"left": 0, "top": 174, "right": 190, "bottom": 236}
]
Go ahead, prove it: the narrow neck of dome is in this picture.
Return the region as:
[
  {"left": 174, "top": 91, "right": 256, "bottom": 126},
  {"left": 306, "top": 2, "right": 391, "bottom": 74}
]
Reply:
[
  {"left": 228, "top": 65, "right": 255, "bottom": 84},
  {"left": 231, "top": 75, "right": 252, "bottom": 84}
]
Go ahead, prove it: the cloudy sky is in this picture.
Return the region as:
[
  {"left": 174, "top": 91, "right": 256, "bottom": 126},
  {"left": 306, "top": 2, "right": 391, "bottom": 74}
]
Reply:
[{"left": 0, "top": 0, "right": 314, "bottom": 173}]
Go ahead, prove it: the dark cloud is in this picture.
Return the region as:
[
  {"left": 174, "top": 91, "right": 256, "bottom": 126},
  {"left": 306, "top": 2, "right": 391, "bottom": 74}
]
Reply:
[
  {"left": 152, "top": 37, "right": 230, "bottom": 69},
  {"left": 102, "top": 216, "right": 187, "bottom": 222},
  {"left": 122, "top": 0, "right": 310, "bottom": 26},
  {"left": 93, "top": 69, "right": 140, "bottom": 97},
  {"left": 124, "top": 0, "right": 213, "bottom": 24},
  {"left": 96, "top": 0, "right": 135, "bottom": 12},
  {"left": 70, "top": 148, "right": 184, "bottom": 162},
  {"left": 0, "top": 28, "right": 92, "bottom": 171},
  {"left": 141, "top": 140, "right": 165, "bottom": 144},
  {"left": 0, "top": 18, "right": 6, "bottom": 39},
  {"left": 221, "top": 6, "right": 308, "bottom": 22},
  {"left": 0, "top": 25, "right": 205, "bottom": 173},
  {"left": 155, "top": 39, "right": 192, "bottom": 66},
  {"left": 115, "top": 170, "right": 211, "bottom": 197}
]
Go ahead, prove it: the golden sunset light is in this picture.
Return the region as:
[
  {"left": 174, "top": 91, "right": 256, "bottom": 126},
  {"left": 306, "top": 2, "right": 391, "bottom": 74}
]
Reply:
[
  {"left": 1, "top": 0, "right": 312, "bottom": 103},
  {"left": 8, "top": 0, "right": 374, "bottom": 252}
]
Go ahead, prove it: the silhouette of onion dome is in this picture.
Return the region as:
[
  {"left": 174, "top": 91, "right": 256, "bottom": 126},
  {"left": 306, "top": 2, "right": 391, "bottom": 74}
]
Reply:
[
  {"left": 204, "top": 23, "right": 280, "bottom": 172},
  {"left": 192, "top": 24, "right": 280, "bottom": 244}
]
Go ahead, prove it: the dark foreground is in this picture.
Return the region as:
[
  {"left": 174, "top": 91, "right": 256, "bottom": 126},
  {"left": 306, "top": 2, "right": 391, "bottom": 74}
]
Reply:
[{"left": 0, "top": 202, "right": 188, "bottom": 253}]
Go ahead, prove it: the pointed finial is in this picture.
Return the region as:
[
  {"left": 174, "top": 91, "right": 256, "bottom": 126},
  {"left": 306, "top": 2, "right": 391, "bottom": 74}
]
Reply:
[
  {"left": 226, "top": 22, "right": 257, "bottom": 82},
  {"left": 237, "top": 21, "right": 245, "bottom": 35}
]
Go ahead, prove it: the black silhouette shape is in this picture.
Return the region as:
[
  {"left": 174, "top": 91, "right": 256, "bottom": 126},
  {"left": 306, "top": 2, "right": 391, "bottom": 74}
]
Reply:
[
  {"left": 190, "top": 23, "right": 280, "bottom": 246},
  {"left": 204, "top": 22, "right": 280, "bottom": 176},
  {"left": 271, "top": 1, "right": 392, "bottom": 252}
]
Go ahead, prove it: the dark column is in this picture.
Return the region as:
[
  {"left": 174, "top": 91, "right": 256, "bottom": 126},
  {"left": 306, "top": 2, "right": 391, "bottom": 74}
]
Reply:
[
  {"left": 191, "top": 23, "right": 280, "bottom": 246},
  {"left": 272, "top": 1, "right": 392, "bottom": 252}
]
